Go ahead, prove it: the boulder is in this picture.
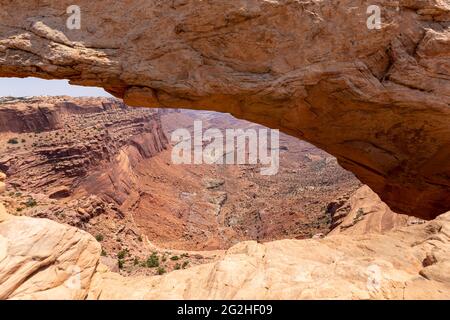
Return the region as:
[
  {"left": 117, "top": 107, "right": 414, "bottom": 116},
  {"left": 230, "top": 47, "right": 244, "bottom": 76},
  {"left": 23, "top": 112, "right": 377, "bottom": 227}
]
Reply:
[
  {"left": 0, "top": 216, "right": 101, "bottom": 299},
  {"left": 1, "top": 210, "right": 450, "bottom": 300}
]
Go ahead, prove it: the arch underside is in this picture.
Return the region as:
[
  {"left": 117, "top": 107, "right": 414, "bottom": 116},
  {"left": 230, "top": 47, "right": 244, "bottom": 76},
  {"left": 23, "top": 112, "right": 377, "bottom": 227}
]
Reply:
[{"left": 0, "top": 0, "right": 449, "bottom": 219}]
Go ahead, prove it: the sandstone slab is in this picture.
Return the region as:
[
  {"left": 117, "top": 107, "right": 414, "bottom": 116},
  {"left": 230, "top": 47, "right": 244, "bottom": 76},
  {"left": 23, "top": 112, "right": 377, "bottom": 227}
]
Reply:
[{"left": 0, "top": 216, "right": 101, "bottom": 299}]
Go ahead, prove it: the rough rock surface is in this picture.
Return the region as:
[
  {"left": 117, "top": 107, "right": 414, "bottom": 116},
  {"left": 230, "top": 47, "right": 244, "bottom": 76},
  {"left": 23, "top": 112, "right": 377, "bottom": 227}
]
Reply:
[
  {"left": 1, "top": 206, "right": 450, "bottom": 300},
  {"left": 0, "top": 172, "right": 5, "bottom": 194},
  {"left": 0, "top": 97, "right": 168, "bottom": 192},
  {"left": 328, "top": 185, "right": 424, "bottom": 235},
  {"left": 0, "top": 175, "right": 96, "bottom": 299},
  {"left": 1, "top": 0, "right": 449, "bottom": 219},
  {"left": 0, "top": 176, "right": 101, "bottom": 300},
  {"left": 0, "top": 215, "right": 101, "bottom": 300}
]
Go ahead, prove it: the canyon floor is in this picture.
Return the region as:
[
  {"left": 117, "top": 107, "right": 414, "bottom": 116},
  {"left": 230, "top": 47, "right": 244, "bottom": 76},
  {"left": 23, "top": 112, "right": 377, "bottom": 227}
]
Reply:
[{"left": 0, "top": 97, "right": 448, "bottom": 299}]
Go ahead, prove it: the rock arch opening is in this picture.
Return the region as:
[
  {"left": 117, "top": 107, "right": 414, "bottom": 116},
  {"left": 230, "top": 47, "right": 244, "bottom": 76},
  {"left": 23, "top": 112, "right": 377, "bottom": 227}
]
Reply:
[
  {"left": 0, "top": 86, "right": 362, "bottom": 251},
  {"left": 0, "top": 77, "right": 112, "bottom": 97},
  {"left": 0, "top": 1, "right": 449, "bottom": 219}
]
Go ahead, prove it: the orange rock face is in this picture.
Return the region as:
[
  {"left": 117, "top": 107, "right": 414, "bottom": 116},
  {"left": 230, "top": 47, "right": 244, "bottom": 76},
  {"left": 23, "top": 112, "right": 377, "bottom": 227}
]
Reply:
[
  {"left": 0, "top": 97, "right": 168, "bottom": 192},
  {"left": 0, "top": 1, "right": 449, "bottom": 219}
]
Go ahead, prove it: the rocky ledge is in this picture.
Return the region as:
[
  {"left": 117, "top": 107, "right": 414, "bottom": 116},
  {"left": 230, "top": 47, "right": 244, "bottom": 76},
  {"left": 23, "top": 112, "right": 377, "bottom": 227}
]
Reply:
[
  {"left": 1, "top": 167, "right": 449, "bottom": 299},
  {"left": 0, "top": 97, "right": 168, "bottom": 192},
  {"left": 1, "top": 204, "right": 449, "bottom": 299}
]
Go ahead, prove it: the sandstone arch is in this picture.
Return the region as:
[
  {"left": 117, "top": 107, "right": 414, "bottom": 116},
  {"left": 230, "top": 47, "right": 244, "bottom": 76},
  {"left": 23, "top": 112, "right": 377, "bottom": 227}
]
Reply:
[{"left": 0, "top": 0, "right": 449, "bottom": 219}]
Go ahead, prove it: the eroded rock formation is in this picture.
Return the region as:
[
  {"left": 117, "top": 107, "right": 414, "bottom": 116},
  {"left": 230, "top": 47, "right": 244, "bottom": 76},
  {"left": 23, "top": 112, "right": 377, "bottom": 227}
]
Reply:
[
  {"left": 328, "top": 185, "right": 423, "bottom": 235},
  {"left": 0, "top": 0, "right": 449, "bottom": 219},
  {"left": 0, "top": 97, "right": 168, "bottom": 191},
  {"left": 0, "top": 98, "right": 360, "bottom": 252},
  {"left": 1, "top": 201, "right": 450, "bottom": 299},
  {"left": 0, "top": 216, "right": 101, "bottom": 300},
  {"left": 0, "top": 98, "right": 63, "bottom": 133}
]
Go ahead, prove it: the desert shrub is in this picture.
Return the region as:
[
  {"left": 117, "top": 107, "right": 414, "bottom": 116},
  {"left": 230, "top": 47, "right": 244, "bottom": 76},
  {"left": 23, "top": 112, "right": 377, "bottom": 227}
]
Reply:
[
  {"left": 134, "top": 257, "right": 139, "bottom": 266},
  {"left": 95, "top": 234, "right": 104, "bottom": 242},
  {"left": 181, "top": 253, "right": 189, "bottom": 258},
  {"left": 7, "top": 138, "right": 18, "bottom": 144},
  {"left": 157, "top": 267, "right": 166, "bottom": 275},
  {"left": 118, "top": 259, "right": 125, "bottom": 269},
  {"left": 356, "top": 208, "right": 365, "bottom": 219},
  {"left": 146, "top": 252, "right": 159, "bottom": 268},
  {"left": 101, "top": 249, "right": 107, "bottom": 257},
  {"left": 117, "top": 249, "right": 128, "bottom": 260},
  {"left": 182, "top": 261, "right": 189, "bottom": 269},
  {"left": 170, "top": 255, "right": 180, "bottom": 261},
  {"left": 174, "top": 263, "right": 181, "bottom": 270},
  {"left": 137, "top": 235, "right": 143, "bottom": 242},
  {"left": 25, "top": 198, "right": 37, "bottom": 208}
]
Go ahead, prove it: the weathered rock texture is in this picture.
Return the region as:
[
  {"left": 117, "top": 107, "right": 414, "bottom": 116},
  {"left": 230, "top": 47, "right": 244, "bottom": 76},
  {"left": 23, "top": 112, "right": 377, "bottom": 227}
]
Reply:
[
  {"left": 0, "top": 98, "right": 63, "bottom": 133},
  {"left": 1, "top": 206, "right": 450, "bottom": 299},
  {"left": 0, "top": 175, "right": 101, "bottom": 300},
  {"left": 0, "top": 215, "right": 101, "bottom": 299},
  {"left": 0, "top": 97, "right": 168, "bottom": 191},
  {"left": 0, "top": 172, "right": 5, "bottom": 197},
  {"left": 0, "top": 0, "right": 449, "bottom": 219},
  {"left": 328, "top": 185, "right": 425, "bottom": 235}
]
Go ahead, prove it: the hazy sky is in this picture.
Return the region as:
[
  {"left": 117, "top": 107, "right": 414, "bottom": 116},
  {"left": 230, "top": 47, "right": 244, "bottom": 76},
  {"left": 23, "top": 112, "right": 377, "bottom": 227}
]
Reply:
[{"left": 0, "top": 77, "right": 112, "bottom": 97}]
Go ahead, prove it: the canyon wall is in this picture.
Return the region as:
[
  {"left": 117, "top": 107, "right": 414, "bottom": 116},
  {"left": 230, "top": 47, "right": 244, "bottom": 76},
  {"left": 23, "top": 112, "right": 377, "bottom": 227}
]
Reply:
[
  {"left": 0, "top": 98, "right": 63, "bottom": 133},
  {"left": 0, "top": 97, "right": 168, "bottom": 194},
  {"left": 0, "top": 0, "right": 449, "bottom": 219},
  {"left": 0, "top": 98, "right": 172, "bottom": 272},
  {"left": 0, "top": 96, "right": 126, "bottom": 133}
]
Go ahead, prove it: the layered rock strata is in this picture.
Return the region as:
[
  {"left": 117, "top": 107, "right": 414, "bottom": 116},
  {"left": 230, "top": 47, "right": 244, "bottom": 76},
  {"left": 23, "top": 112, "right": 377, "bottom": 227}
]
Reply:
[{"left": 1, "top": 0, "right": 449, "bottom": 218}]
